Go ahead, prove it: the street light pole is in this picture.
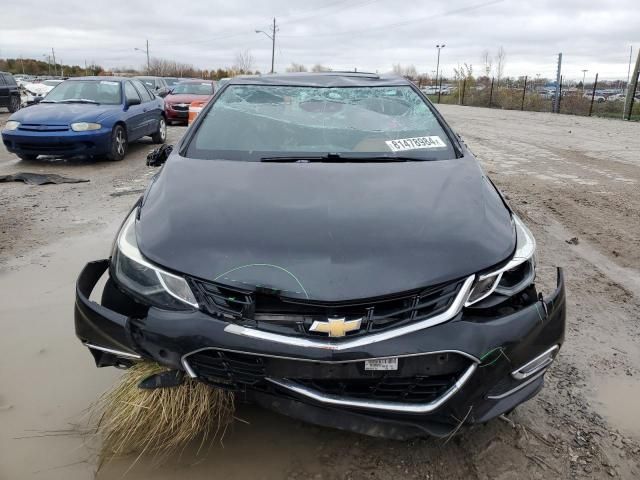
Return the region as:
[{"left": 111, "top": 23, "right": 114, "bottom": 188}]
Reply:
[
  {"left": 51, "top": 47, "right": 57, "bottom": 77},
  {"left": 134, "top": 40, "right": 151, "bottom": 73},
  {"left": 435, "top": 44, "right": 445, "bottom": 90},
  {"left": 42, "top": 54, "right": 51, "bottom": 76},
  {"left": 256, "top": 18, "right": 278, "bottom": 73},
  {"left": 581, "top": 69, "right": 588, "bottom": 92}
]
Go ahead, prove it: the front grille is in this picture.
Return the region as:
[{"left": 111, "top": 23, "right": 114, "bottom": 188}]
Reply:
[
  {"left": 188, "top": 276, "right": 464, "bottom": 338},
  {"left": 188, "top": 350, "right": 266, "bottom": 390},
  {"left": 186, "top": 349, "right": 469, "bottom": 404},
  {"left": 18, "top": 124, "right": 69, "bottom": 132},
  {"left": 172, "top": 104, "right": 189, "bottom": 111},
  {"left": 295, "top": 375, "right": 457, "bottom": 403}
]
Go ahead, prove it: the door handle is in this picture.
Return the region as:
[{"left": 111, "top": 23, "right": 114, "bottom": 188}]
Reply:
[{"left": 143, "top": 108, "right": 148, "bottom": 112}]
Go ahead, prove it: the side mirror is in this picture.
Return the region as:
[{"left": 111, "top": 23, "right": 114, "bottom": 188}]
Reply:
[
  {"left": 128, "top": 97, "right": 141, "bottom": 106},
  {"left": 33, "top": 96, "right": 43, "bottom": 104},
  {"left": 147, "top": 144, "right": 173, "bottom": 167}
]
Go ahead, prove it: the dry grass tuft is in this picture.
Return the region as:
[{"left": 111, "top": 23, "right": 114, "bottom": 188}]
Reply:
[{"left": 91, "top": 362, "right": 235, "bottom": 466}]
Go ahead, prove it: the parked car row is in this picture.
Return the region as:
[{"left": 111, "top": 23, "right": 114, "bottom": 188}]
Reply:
[
  {"left": 420, "top": 85, "right": 452, "bottom": 95},
  {"left": 0, "top": 69, "right": 226, "bottom": 161}
]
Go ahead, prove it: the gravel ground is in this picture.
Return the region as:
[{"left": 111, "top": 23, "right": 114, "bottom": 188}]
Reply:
[{"left": 0, "top": 106, "right": 638, "bottom": 479}]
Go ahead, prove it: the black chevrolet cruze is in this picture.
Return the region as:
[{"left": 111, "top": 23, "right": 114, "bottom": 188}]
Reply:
[{"left": 75, "top": 72, "right": 565, "bottom": 439}]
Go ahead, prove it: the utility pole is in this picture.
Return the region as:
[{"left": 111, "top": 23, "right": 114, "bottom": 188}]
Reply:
[
  {"left": 146, "top": 39, "right": 150, "bottom": 73},
  {"left": 627, "top": 46, "right": 633, "bottom": 87},
  {"left": 581, "top": 69, "right": 588, "bottom": 92},
  {"left": 255, "top": 18, "right": 278, "bottom": 73},
  {"left": 623, "top": 49, "right": 640, "bottom": 120},
  {"left": 553, "top": 53, "right": 562, "bottom": 113},
  {"left": 51, "top": 47, "right": 57, "bottom": 77},
  {"left": 435, "top": 44, "right": 445, "bottom": 90},
  {"left": 84, "top": 59, "right": 87, "bottom": 76},
  {"left": 271, "top": 18, "right": 276, "bottom": 74}
]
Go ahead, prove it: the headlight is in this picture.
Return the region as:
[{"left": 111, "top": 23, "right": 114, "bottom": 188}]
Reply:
[
  {"left": 466, "top": 214, "right": 536, "bottom": 306},
  {"left": 111, "top": 209, "right": 198, "bottom": 309},
  {"left": 70, "top": 122, "right": 102, "bottom": 132},
  {"left": 4, "top": 121, "right": 20, "bottom": 131}
]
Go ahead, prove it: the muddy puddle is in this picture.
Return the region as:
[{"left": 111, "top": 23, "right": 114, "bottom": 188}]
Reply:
[
  {"left": 592, "top": 375, "right": 640, "bottom": 438},
  {"left": 0, "top": 223, "right": 357, "bottom": 479}
]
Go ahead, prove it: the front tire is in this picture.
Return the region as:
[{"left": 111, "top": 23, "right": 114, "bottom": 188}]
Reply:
[
  {"left": 8, "top": 95, "right": 20, "bottom": 113},
  {"left": 106, "top": 125, "right": 127, "bottom": 161},
  {"left": 151, "top": 117, "right": 167, "bottom": 144}
]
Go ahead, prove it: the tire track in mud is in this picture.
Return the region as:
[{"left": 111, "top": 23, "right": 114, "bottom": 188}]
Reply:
[{"left": 439, "top": 104, "right": 640, "bottom": 478}]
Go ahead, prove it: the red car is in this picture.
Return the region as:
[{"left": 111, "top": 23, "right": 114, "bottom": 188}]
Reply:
[{"left": 164, "top": 80, "right": 215, "bottom": 124}]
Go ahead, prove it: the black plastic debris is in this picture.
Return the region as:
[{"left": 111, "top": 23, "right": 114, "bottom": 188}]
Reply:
[
  {"left": 0, "top": 172, "right": 89, "bottom": 185},
  {"left": 138, "top": 369, "right": 185, "bottom": 390},
  {"left": 146, "top": 145, "right": 173, "bottom": 167}
]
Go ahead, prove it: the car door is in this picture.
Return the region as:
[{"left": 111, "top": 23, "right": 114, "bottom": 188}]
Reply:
[
  {"left": 0, "top": 74, "right": 8, "bottom": 108},
  {"left": 131, "top": 79, "right": 159, "bottom": 135},
  {"left": 123, "top": 81, "right": 146, "bottom": 140}
]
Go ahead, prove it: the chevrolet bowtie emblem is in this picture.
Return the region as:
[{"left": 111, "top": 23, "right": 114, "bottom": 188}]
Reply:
[{"left": 309, "top": 317, "right": 362, "bottom": 337}]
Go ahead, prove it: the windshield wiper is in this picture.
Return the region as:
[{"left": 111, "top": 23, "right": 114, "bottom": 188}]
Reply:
[
  {"left": 58, "top": 98, "right": 99, "bottom": 104},
  {"left": 260, "top": 154, "right": 425, "bottom": 163}
]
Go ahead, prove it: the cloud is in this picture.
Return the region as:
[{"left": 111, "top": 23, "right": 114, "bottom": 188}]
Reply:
[{"left": 0, "top": 0, "right": 637, "bottom": 80}]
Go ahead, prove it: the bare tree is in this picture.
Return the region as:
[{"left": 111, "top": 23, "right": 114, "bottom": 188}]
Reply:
[
  {"left": 234, "top": 50, "right": 254, "bottom": 74},
  {"left": 481, "top": 50, "right": 492, "bottom": 77},
  {"left": 495, "top": 46, "right": 506, "bottom": 83},
  {"left": 311, "top": 64, "right": 331, "bottom": 72},
  {"left": 453, "top": 63, "right": 474, "bottom": 102},
  {"left": 286, "top": 63, "right": 308, "bottom": 72},
  {"left": 392, "top": 64, "right": 418, "bottom": 80},
  {"left": 147, "top": 58, "right": 196, "bottom": 77}
]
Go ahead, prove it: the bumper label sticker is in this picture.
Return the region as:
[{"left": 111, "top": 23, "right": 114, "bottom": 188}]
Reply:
[
  {"left": 365, "top": 357, "right": 398, "bottom": 371},
  {"left": 386, "top": 136, "right": 446, "bottom": 152}
]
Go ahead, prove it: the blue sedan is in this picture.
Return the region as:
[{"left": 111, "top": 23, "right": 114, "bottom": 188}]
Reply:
[{"left": 1, "top": 76, "right": 166, "bottom": 161}]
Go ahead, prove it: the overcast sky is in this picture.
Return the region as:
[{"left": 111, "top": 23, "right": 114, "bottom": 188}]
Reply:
[{"left": 1, "top": 0, "right": 638, "bottom": 80}]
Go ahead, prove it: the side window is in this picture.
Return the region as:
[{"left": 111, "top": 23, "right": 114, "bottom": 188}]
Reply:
[
  {"left": 0, "top": 75, "right": 6, "bottom": 85},
  {"left": 132, "top": 80, "right": 153, "bottom": 102},
  {"left": 124, "top": 81, "right": 141, "bottom": 104}
]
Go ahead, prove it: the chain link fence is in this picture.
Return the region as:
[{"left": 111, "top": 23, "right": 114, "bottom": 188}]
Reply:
[{"left": 425, "top": 76, "right": 640, "bottom": 121}]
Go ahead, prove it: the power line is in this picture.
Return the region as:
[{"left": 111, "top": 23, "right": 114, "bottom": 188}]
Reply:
[
  {"left": 278, "top": 0, "right": 381, "bottom": 25},
  {"left": 279, "top": 0, "right": 504, "bottom": 38}
]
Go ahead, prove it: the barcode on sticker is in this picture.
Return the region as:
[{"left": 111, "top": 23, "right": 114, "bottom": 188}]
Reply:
[
  {"left": 386, "top": 136, "right": 446, "bottom": 152},
  {"left": 364, "top": 357, "right": 398, "bottom": 371}
]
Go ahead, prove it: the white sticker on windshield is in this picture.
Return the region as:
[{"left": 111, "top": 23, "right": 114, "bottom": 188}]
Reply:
[
  {"left": 100, "top": 81, "right": 119, "bottom": 86},
  {"left": 386, "top": 136, "right": 446, "bottom": 152}
]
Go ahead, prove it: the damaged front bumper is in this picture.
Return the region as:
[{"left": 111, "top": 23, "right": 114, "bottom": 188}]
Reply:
[{"left": 75, "top": 260, "right": 566, "bottom": 439}]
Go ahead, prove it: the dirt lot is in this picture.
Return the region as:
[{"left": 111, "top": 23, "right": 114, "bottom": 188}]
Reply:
[{"left": 0, "top": 105, "right": 639, "bottom": 479}]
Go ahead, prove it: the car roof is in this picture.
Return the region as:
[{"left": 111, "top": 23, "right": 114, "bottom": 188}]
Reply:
[
  {"left": 177, "top": 79, "right": 213, "bottom": 83},
  {"left": 226, "top": 72, "right": 411, "bottom": 88},
  {"left": 67, "top": 76, "right": 128, "bottom": 82}
]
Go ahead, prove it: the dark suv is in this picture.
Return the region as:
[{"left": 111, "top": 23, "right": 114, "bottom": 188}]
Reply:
[{"left": 0, "top": 72, "right": 21, "bottom": 113}]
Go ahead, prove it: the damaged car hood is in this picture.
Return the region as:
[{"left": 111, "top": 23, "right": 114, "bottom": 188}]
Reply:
[{"left": 137, "top": 155, "right": 515, "bottom": 301}]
